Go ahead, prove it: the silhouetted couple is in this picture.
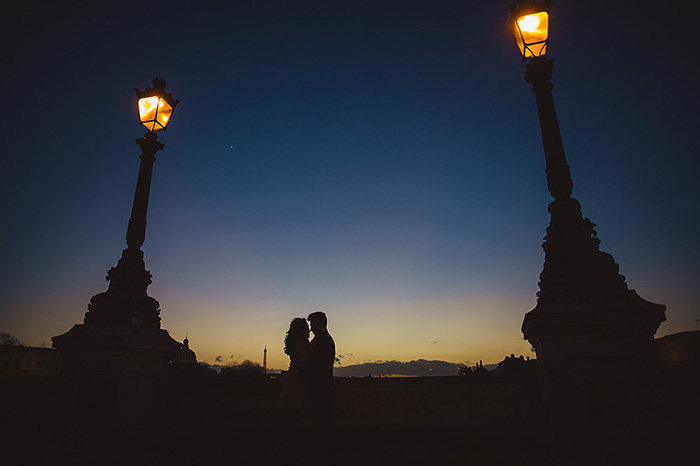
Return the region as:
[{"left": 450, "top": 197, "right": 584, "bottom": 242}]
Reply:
[{"left": 278, "top": 311, "right": 335, "bottom": 465}]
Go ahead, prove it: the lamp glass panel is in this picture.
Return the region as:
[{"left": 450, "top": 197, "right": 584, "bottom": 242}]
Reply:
[
  {"left": 138, "top": 96, "right": 172, "bottom": 132},
  {"left": 154, "top": 99, "right": 173, "bottom": 130},
  {"left": 527, "top": 42, "right": 547, "bottom": 58},
  {"left": 516, "top": 11, "right": 549, "bottom": 58}
]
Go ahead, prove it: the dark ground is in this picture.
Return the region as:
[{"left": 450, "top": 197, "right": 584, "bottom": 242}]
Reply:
[{"left": 2, "top": 367, "right": 698, "bottom": 465}]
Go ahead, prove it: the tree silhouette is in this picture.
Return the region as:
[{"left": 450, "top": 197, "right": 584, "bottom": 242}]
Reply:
[{"left": 0, "top": 332, "right": 22, "bottom": 346}]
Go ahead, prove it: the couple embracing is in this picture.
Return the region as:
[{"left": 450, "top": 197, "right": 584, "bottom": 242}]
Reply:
[{"left": 279, "top": 311, "right": 335, "bottom": 447}]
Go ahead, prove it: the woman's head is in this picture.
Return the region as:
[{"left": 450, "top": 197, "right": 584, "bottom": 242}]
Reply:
[{"left": 284, "top": 317, "right": 309, "bottom": 355}]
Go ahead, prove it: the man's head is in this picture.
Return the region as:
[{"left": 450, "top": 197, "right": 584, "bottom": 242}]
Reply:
[{"left": 307, "top": 310, "right": 327, "bottom": 334}]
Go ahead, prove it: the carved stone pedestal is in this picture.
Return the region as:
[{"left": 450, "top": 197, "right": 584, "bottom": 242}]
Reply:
[
  {"left": 524, "top": 290, "right": 666, "bottom": 464},
  {"left": 52, "top": 322, "right": 180, "bottom": 426}
]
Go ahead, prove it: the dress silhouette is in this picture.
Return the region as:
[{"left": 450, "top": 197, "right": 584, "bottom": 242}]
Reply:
[
  {"left": 279, "top": 318, "right": 311, "bottom": 420},
  {"left": 277, "top": 317, "right": 311, "bottom": 464}
]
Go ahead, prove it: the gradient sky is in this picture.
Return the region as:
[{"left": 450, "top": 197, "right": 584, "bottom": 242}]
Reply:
[{"left": 1, "top": 1, "right": 698, "bottom": 371}]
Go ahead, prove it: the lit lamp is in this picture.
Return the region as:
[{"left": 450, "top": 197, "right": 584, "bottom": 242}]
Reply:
[
  {"left": 511, "top": 7, "right": 549, "bottom": 59},
  {"left": 507, "top": 1, "right": 665, "bottom": 460},
  {"left": 136, "top": 79, "right": 178, "bottom": 132}
]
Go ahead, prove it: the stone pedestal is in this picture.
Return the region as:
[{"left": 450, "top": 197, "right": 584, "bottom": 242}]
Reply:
[
  {"left": 52, "top": 322, "right": 180, "bottom": 425},
  {"left": 524, "top": 290, "right": 666, "bottom": 464}
]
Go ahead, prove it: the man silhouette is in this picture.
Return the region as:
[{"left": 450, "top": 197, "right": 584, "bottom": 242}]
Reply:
[{"left": 306, "top": 311, "right": 335, "bottom": 433}]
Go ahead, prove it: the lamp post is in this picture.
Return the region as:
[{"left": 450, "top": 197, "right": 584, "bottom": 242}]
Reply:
[
  {"left": 82, "top": 78, "right": 179, "bottom": 329},
  {"left": 508, "top": 1, "right": 666, "bottom": 460},
  {"left": 52, "top": 80, "right": 182, "bottom": 411}
]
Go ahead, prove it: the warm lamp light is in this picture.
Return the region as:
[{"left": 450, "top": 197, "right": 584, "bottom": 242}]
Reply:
[
  {"left": 138, "top": 96, "right": 173, "bottom": 132},
  {"left": 509, "top": 1, "right": 550, "bottom": 59},
  {"left": 135, "top": 78, "right": 180, "bottom": 132}
]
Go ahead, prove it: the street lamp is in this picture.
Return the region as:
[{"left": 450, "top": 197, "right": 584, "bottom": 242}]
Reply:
[
  {"left": 508, "top": 0, "right": 665, "bottom": 323},
  {"left": 53, "top": 79, "right": 181, "bottom": 376},
  {"left": 82, "top": 78, "right": 180, "bottom": 328},
  {"left": 510, "top": 3, "right": 549, "bottom": 59},
  {"left": 508, "top": 0, "right": 666, "bottom": 459}
]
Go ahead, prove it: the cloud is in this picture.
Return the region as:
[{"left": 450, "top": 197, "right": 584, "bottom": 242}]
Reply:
[
  {"left": 333, "top": 359, "right": 467, "bottom": 378},
  {"left": 430, "top": 341, "right": 438, "bottom": 344},
  {"left": 215, "top": 355, "right": 222, "bottom": 362},
  {"left": 334, "top": 351, "right": 354, "bottom": 366}
]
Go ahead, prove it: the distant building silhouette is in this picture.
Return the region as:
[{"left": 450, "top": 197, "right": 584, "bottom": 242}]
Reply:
[
  {"left": 656, "top": 331, "right": 700, "bottom": 367},
  {"left": 458, "top": 366, "right": 472, "bottom": 376},
  {"left": 0, "top": 346, "right": 61, "bottom": 376},
  {"left": 173, "top": 337, "right": 197, "bottom": 363},
  {"left": 458, "top": 360, "right": 492, "bottom": 377},
  {"left": 263, "top": 346, "right": 267, "bottom": 375},
  {"left": 472, "top": 360, "right": 489, "bottom": 375},
  {"left": 496, "top": 354, "right": 536, "bottom": 376}
]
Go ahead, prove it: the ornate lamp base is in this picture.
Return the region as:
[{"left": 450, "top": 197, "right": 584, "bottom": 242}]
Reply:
[
  {"left": 52, "top": 322, "right": 181, "bottom": 425},
  {"left": 524, "top": 289, "right": 666, "bottom": 463}
]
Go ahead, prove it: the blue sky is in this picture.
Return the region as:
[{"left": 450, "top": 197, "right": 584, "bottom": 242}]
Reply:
[{"left": 1, "top": 0, "right": 698, "bottom": 371}]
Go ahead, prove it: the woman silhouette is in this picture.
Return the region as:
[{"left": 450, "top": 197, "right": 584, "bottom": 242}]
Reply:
[{"left": 277, "top": 317, "right": 312, "bottom": 463}]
